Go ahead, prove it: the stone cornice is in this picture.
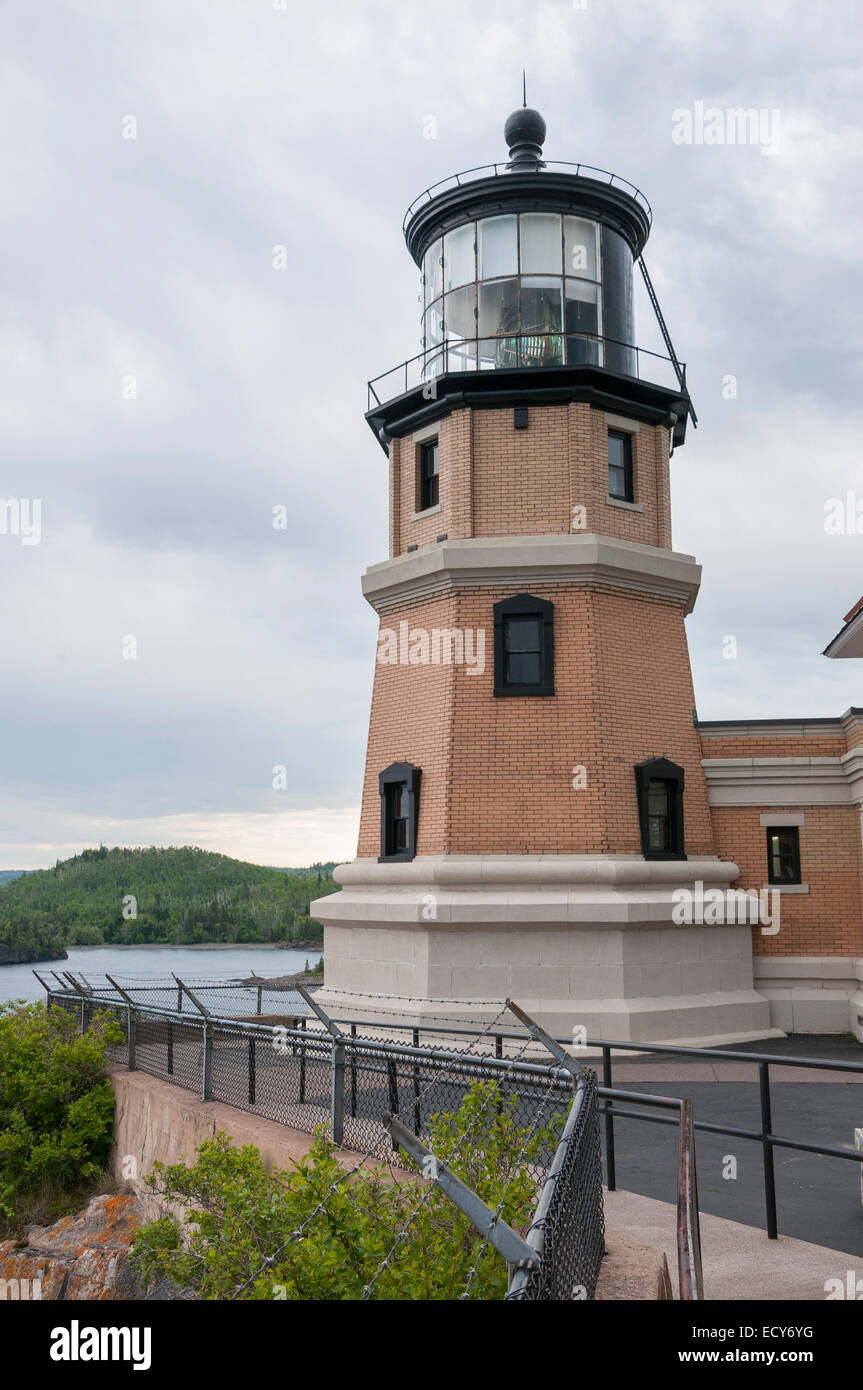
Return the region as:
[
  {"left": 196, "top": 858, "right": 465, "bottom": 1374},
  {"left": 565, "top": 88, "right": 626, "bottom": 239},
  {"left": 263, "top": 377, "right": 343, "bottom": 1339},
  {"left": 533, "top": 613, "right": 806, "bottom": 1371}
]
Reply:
[
  {"left": 702, "top": 753, "right": 863, "bottom": 806},
  {"left": 331, "top": 853, "right": 737, "bottom": 889},
  {"left": 362, "top": 534, "right": 702, "bottom": 614}
]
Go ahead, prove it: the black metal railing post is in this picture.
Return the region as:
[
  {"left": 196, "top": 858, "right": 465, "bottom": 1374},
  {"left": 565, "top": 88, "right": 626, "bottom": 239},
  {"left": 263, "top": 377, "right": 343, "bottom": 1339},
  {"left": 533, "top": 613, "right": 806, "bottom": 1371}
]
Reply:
[
  {"left": 128, "top": 1008, "right": 136, "bottom": 1071},
  {"left": 331, "top": 1038, "right": 345, "bottom": 1146},
  {"left": 603, "top": 1045, "right": 616, "bottom": 1191},
  {"left": 412, "top": 1028, "right": 421, "bottom": 1134},
  {"left": 166, "top": 1019, "right": 173, "bottom": 1076},
  {"left": 248, "top": 1037, "right": 256, "bottom": 1106},
  {"left": 350, "top": 1023, "right": 357, "bottom": 1118},
  {"left": 299, "top": 1017, "right": 306, "bottom": 1103},
  {"left": 202, "top": 1023, "right": 212, "bottom": 1102},
  {"left": 387, "top": 1057, "right": 400, "bottom": 1153},
  {"left": 759, "top": 1062, "right": 778, "bottom": 1239}
]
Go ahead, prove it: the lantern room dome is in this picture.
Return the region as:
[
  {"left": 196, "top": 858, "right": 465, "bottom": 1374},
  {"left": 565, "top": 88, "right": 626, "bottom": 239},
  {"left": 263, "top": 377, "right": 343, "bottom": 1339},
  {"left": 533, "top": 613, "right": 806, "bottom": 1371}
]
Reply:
[{"left": 365, "top": 102, "right": 694, "bottom": 452}]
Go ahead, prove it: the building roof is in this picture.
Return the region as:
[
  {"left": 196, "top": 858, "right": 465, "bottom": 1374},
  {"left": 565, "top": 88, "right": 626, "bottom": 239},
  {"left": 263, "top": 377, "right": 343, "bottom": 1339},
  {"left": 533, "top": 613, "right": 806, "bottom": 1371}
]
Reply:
[{"left": 823, "top": 596, "right": 863, "bottom": 658}]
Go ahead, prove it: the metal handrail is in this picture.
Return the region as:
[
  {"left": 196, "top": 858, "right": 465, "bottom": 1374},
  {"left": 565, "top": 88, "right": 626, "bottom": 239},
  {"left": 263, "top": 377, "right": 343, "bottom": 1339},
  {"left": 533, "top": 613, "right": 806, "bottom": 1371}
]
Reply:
[
  {"left": 367, "top": 329, "right": 686, "bottom": 411},
  {"left": 403, "top": 160, "right": 653, "bottom": 232},
  {"left": 41, "top": 976, "right": 863, "bottom": 1248}
]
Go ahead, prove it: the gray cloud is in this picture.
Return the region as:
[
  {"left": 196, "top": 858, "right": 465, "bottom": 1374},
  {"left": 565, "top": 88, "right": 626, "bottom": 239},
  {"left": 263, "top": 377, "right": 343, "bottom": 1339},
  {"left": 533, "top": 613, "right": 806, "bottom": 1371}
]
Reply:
[{"left": 1, "top": 0, "right": 861, "bottom": 863}]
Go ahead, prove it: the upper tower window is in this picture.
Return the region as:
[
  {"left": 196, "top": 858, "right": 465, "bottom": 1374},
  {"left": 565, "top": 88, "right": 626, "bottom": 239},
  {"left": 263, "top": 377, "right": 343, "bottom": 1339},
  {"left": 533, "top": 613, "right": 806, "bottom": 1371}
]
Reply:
[
  {"left": 493, "top": 594, "right": 555, "bottom": 696},
  {"left": 418, "top": 438, "right": 439, "bottom": 511},
  {"left": 608, "top": 429, "right": 634, "bottom": 502}
]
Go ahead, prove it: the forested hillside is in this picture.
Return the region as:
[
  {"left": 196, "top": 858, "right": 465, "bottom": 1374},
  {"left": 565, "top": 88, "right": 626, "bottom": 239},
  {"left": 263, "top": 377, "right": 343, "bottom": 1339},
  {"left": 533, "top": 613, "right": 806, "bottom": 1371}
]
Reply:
[{"left": 0, "top": 847, "right": 338, "bottom": 954}]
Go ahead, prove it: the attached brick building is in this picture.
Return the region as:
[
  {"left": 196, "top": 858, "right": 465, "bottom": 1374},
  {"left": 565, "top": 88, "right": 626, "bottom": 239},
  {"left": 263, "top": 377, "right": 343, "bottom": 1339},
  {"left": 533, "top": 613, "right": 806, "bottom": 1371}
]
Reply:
[{"left": 312, "top": 107, "right": 863, "bottom": 1043}]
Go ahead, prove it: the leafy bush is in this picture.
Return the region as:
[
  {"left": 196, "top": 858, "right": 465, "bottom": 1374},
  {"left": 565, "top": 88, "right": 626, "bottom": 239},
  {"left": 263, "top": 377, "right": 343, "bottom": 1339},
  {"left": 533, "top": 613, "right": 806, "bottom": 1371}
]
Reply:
[
  {"left": 0, "top": 1001, "right": 123, "bottom": 1227},
  {"left": 131, "top": 1080, "right": 561, "bottom": 1300}
]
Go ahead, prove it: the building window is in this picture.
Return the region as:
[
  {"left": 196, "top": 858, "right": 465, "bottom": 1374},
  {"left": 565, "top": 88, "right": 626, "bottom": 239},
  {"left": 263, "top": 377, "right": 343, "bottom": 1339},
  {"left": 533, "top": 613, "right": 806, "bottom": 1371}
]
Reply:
[
  {"left": 634, "top": 758, "right": 685, "bottom": 860},
  {"left": 493, "top": 594, "right": 554, "bottom": 696},
  {"left": 418, "top": 439, "right": 439, "bottom": 511},
  {"left": 608, "top": 429, "right": 634, "bottom": 502},
  {"left": 379, "top": 763, "right": 421, "bottom": 863},
  {"left": 422, "top": 212, "right": 603, "bottom": 377},
  {"left": 766, "top": 827, "right": 801, "bottom": 885}
]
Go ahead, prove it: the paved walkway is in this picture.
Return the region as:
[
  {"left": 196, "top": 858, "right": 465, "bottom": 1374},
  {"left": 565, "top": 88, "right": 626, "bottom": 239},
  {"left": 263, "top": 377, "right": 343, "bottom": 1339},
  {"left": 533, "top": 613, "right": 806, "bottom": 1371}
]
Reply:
[{"left": 604, "top": 1187, "right": 860, "bottom": 1300}]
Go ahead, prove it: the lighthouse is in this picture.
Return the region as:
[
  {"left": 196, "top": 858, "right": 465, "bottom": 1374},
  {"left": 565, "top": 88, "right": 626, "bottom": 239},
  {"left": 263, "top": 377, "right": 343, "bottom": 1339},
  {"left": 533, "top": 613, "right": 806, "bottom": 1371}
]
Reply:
[{"left": 312, "top": 104, "right": 776, "bottom": 1044}]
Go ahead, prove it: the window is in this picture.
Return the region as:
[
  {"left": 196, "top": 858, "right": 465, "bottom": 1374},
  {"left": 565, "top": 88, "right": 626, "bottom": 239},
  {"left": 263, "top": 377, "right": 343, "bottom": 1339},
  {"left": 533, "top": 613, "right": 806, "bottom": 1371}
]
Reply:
[
  {"left": 519, "top": 213, "right": 564, "bottom": 274},
  {"left": 608, "top": 429, "right": 634, "bottom": 502},
  {"left": 634, "top": 758, "right": 685, "bottom": 860},
  {"left": 423, "top": 212, "right": 604, "bottom": 379},
  {"left": 766, "top": 827, "right": 801, "bottom": 885},
  {"left": 493, "top": 594, "right": 554, "bottom": 696},
  {"left": 418, "top": 438, "right": 439, "bottom": 511},
  {"left": 379, "top": 763, "right": 421, "bottom": 862}
]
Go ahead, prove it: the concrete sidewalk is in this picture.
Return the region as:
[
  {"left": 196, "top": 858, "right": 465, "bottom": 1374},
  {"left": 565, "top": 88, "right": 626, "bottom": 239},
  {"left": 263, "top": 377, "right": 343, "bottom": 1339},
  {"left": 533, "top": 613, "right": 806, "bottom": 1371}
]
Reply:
[{"left": 604, "top": 1187, "right": 859, "bottom": 1300}]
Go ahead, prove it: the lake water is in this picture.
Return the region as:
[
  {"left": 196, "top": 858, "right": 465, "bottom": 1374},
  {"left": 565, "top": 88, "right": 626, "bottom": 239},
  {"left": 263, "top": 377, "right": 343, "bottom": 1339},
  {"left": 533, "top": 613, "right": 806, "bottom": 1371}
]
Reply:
[{"left": 0, "top": 944, "right": 323, "bottom": 1004}]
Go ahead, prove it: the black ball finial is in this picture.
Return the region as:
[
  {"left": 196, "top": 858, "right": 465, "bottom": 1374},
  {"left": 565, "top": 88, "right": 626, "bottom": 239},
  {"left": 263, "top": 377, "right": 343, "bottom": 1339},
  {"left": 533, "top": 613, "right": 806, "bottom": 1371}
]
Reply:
[{"left": 504, "top": 106, "right": 547, "bottom": 168}]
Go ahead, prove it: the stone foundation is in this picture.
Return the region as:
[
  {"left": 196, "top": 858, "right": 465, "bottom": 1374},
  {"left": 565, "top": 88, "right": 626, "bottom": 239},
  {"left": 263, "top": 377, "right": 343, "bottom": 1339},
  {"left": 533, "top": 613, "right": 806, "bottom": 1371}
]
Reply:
[
  {"left": 753, "top": 957, "right": 863, "bottom": 1040},
  {"left": 312, "top": 854, "right": 780, "bottom": 1045}
]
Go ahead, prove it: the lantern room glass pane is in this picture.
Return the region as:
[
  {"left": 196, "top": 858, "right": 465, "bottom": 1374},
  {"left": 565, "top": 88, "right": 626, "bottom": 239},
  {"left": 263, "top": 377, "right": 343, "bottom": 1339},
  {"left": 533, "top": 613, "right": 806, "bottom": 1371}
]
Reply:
[
  {"left": 423, "top": 237, "right": 443, "bottom": 305},
  {"left": 519, "top": 213, "right": 563, "bottom": 274},
  {"left": 520, "top": 276, "right": 563, "bottom": 334},
  {"left": 445, "top": 338, "right": 477, "bottom": 373},
  {"left": 564, "top": 216, "right": 598, "bottom": 280},
  {"left": 443, "top": 285, "right": 476, "bottom": 342},
  {"left": 479, "top": 338, "right": 505, "bottom": 370},
  {"left": 443, "top": 223, "right": 475, "bottom": 292},
  {"left": 478, "top": 278, "right": 518, "bottom": 337},
  {"left": 564, "top": 279, "right": 600, "bottom": 363},
  {"left": 422, "top": 351, "right": 443, "bottom": 381},
  {"left": 479, "top": 215, "right": 517, "bottom": 279},
  {"left": 423, "top": 300, "right": 443, "bottom": 348}
]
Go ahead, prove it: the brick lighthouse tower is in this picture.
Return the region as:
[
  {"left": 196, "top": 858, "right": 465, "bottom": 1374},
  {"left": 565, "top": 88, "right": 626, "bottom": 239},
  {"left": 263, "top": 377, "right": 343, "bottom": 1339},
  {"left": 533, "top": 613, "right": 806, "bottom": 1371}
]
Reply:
[{"left": 312, "top": 104, "right": 776, "bottom": 1044}]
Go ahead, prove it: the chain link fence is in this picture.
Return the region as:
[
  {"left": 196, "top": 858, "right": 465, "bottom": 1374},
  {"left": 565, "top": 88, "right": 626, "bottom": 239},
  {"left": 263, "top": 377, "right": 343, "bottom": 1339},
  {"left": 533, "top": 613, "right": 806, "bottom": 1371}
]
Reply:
[
  {"left": 42, "top": 978, "right": 604, "bottom": 1299},
  {"left": 506, "top": 1069, "right": 605, "bottom": 1300}
]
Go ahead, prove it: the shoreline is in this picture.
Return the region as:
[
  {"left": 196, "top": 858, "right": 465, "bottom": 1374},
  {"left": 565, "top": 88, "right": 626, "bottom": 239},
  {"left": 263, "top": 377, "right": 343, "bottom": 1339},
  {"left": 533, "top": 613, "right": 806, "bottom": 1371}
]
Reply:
[{"left": 64, "top": 942, "right": 323, "bottom": 952}]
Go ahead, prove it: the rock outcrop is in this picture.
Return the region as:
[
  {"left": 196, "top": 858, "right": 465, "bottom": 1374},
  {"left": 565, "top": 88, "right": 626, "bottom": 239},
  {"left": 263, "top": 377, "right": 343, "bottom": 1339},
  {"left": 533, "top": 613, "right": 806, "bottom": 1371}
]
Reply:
[
  {"left": 0, "top": 944, "right": 67, "bottom": 966},
  {"left": 0, "top": 1192, "right": 192, "bottom": 1300}
]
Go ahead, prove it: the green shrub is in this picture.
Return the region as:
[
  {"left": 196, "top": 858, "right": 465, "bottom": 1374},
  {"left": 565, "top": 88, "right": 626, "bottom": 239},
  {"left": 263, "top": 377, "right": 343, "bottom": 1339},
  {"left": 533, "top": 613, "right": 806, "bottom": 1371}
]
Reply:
[
  {"left": 0, "top": 1001, "right": 123, "bottom": 1226},
  {"left": 131, "top": 1080, "right": 562, "bottom": 1300}
]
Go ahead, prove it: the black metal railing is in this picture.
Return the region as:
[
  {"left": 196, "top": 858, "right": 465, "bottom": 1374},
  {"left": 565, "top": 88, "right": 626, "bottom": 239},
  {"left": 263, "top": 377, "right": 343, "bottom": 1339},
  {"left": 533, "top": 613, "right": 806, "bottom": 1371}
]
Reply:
[
  {"left": 316, "top": 1009, "right": 863, "bottom": 1247},
  {"left": 403, "top": 160, "right": 653, "bottom": 233},
  {"left": 42, "top": 983, "right": 610, "bottom": 1300},
  {"left": 43, "top": 978, "right": 863, "bottom": 1293},
  {"left": 367, "top": 330, "right": 685, "bottom": 410}
]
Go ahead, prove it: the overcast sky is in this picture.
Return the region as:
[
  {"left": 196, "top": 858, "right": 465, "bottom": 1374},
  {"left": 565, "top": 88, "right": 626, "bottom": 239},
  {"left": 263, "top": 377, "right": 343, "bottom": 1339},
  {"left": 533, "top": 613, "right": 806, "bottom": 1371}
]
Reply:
[{"left": 2, "top": 0, "right": 862, "bottom": 868}]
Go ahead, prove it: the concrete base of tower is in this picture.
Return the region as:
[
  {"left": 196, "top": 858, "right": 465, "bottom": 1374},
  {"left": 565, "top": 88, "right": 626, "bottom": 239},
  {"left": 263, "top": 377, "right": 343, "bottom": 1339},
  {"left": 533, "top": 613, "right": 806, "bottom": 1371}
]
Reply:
[{"left": 310, "top": 855, "right": 783, "bottom": 1046}]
